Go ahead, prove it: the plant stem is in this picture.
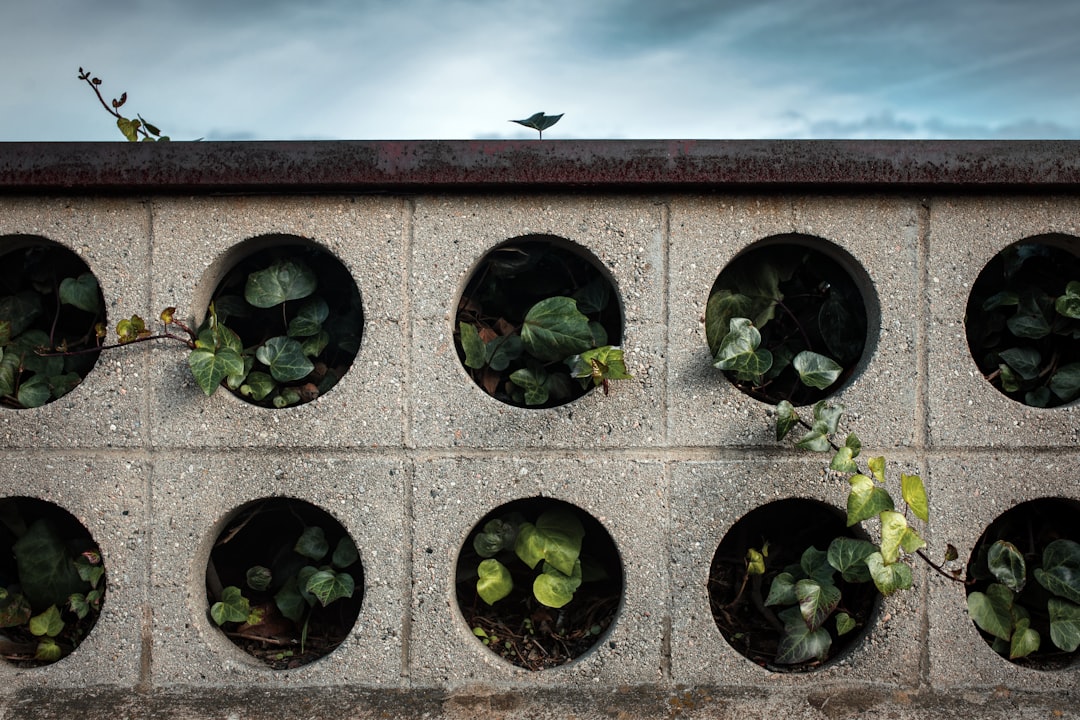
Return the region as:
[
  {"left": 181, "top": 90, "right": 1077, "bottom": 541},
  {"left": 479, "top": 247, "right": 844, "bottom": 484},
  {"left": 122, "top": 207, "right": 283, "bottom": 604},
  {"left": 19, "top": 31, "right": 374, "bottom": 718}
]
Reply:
[{"left": 916, "top": 550, "right": 971, "bottom": 584}]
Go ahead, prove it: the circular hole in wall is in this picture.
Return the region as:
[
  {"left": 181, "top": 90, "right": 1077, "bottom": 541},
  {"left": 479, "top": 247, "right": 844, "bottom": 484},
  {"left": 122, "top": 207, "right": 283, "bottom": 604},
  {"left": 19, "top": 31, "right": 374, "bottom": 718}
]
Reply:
[
  {"left": 965, "top": 497, "right": 1080, "bottom": 669},
  {"left": 0, "top": 237, "right": 107, "bottom": 409},
  {"left": 964, "top": 237, "right": 1080, "bottom": 408},
  {"left": 705, "top": 236, "right": 874, "bottom": 406},
  {"left": 454, "top": 236, "right": 625, "bottom": 408},
  {"left": 455, "top": 496, "right": 624, "bottom": 670},
  {"left": 707, "top": 497, "right": 879, "bottom": 671},
  {"left": 0, "top": 496, "right": 107, "bottom": 667},
  {"left": 205, "top": 497, "right": 364, "bottom": 669},
  {"left": 199, "top": 238, "right": 363, "bottom": 408}
]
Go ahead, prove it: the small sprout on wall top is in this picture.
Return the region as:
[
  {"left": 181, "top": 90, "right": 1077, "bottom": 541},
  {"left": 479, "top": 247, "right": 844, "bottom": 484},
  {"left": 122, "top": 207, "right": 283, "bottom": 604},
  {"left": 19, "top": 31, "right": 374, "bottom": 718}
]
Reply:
[
  {"left": 77, "top": 66, "right": 169, "bottom": 141},
  {"left": 511, "top": 112, "right": 564, "bottom": 139}
]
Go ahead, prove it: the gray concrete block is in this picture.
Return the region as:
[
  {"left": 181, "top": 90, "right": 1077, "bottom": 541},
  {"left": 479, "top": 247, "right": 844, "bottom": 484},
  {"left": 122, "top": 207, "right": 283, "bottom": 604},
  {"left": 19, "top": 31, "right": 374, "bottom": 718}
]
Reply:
[
  {"left": 667, "top": 196, "right": 922, "bottom": 450},
  {"left": 408, "top": 196, "right": 667, "bottom": 448},
  {"left": 146, "top": 196, "right": 406, "bottom": 448},
  {"left": 408, "top": 456, "right": 668, "bottom": 687},
  {"left": 926, "top": 196, "right": 1080, "bottom": 448},
  {"left": 670, "top": 456, "right": 925, "bottom": 687},
  {"left": 147, "top": 451, "right": 406, "bottom": 687},
  {"left": 925, "top": 451, "right": 1080, "bottom": 692},
  {"left": 0, "top": 453, "right": 147, "bottom": 689},
  {"left": 0, "top": 198, "right": 152, "bottom": 448}
]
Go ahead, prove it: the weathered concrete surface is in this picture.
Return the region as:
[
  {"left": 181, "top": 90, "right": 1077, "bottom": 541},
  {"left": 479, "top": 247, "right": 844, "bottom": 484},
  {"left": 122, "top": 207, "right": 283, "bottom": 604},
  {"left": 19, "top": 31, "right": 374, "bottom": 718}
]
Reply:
[{"left": 1, "top": 142, "right": 1078, "bottom": 719}]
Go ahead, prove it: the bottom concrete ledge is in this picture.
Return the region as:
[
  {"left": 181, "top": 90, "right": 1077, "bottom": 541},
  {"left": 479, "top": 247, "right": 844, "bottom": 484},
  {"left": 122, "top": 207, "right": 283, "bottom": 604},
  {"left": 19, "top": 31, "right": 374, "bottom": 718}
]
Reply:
[{"left": 4, "top": 685, "right": 1077, "bottom": 719}]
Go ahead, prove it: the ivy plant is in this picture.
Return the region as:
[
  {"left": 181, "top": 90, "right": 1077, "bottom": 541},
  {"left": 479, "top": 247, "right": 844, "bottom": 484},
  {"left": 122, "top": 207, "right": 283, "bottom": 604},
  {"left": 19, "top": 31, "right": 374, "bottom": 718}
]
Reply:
[
  {"left": 965, "top": 242, "right": 1080, "bottom": 407},
  {"left": 0, "top": 501, "right": 106, "bottom": 665},
  {"left": 471, "top": 508, "right": 587, "bottom": 609},
  {"left": 78, "top": 67, "right": 170, "bottom": 141},
  {"left": 456, "top": 240, "right": 630, "bottom": 407},
  {"left": 729, "top": 401, "right": 961, "bottom": 666},
  {"left": 209, "top": 524, "right": 360, "bottom": 657},
  {"left": 966, "top": 500, "right": 1080, "bottom": 663},
  {"left": 0, "top": 245, "right": 105, "bottom": 409},
  {"left": 706, "top": 245, "right": 866, "bottom": 405}
]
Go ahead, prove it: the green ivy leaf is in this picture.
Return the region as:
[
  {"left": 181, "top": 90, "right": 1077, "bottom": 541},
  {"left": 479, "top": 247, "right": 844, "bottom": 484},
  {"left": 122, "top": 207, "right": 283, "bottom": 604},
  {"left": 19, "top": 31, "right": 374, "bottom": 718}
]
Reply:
[
  {"left": 1007, "top": 291, "right": 1051, "bottom": 339},
  {"left": 511, "top": 111, "right": 564, "bottom": 134},
  {"left": 746, "top": 546, "right": 767, "bottom": 576},
  {"left": 997, "top": 347, "right": 1042, "bottom": 381},
  {"left": 520, "top": 296, "right": 594, "bottom": 362},
  {"left": 572, "top": 276, "right": 611, "bottom": 315},
  {"left": 13, "top": 520, "right": 88, "bottom": 609},
  {"left": 713, "top": 318, "right": 773, "bottom": 381},
  {"left": 294, "top": 526, "right": 329, "bottom": 561},
  {"left": 16, "top": 375, "right": 51, "bottom": 409},
  {"left": 1048, "top": 597, "right": 1080, "bottom": 652},
  {"left": 533, "top": 559, "right": 583, "bottom": 608},
  {"left": 827, "top": 536, "right": 876, "bottom": 583},
  {"left": 239, "top": 371, "right": 275, "bottom": 401},
  {"left": 800, "top": 546, "right": 835, "bottom": 586},
  {"left": 256, "top": 336, "right": 314, "bottom": 383},
  {"left": 792, "top": 351, "right": 842, "bottom": 390},
  {"left": 514, "top": 509, "right": 584, "bottom": 577},
  {"left": 459, "top": 322, "right": 486, "bottom": 369},
  {"left": 486, "top": 334, "right": 523, "bottom": 372},
  {"left": 245, "top": 260, "right": 318, "bottom": 308},
  {"left": 188, "top": 345, "right": 245, "bottom": 396},
  {"left": 982, "top": 290, "right": 1018, "bottom": 311},
  {"left": 566, "top": 345, "right": 633, "bottom": 387},
  {"left": 116, "top": 116, "right": 140, "bottom": 142},
  {"left": 901, "top": 473, "right": 929, "bottom": 523},
  {"left": 880, "top": 510, "right": 924, "bottom": 564},
  {"left": 304, "top": 568, "right": 354, "bottom": 606},
  {"left": 795, "top": 578, "right": 841, "bottom": 631},
  {"left": 830, "top": 446, "right": 858, "bottom": 473},
  {"left": 274, "top": 577, "right": 307, "bottom": 622},
  {"left": 300, "top": 330, "right": 330, "bottom": 358},
  {"left": 846, "top": 474, "right": 895, "bottom": 526},
  {"left": 1049, "top": 363, "right": 1080, "bottom": 402},
  {"left": 509, "top": 367, "right": 549, "bottom": 405},
  {"left": 775, "top": 400, "right": 798, "bottom": 441},
  {"left": 835, "top": 612, "right": 857, "bottom": 636},
  {"left": 28, "top": 605, "right": 64, "bottom": 637},
  {"left": 967, "top": 583, "right": 1014, "bottom": 642},
  {"left": 34, "top": 637, "right": 62, "bottom": 662},
  {"left": 704, "top": 290, "right": 758, "bottom": 354},
  {"left": 210, "top": 586, "right": 250, "bottom": 625},
  {"left": 987, "top": 540, "right": 1026, "bottom": 592},
  {"left": 287, "top": 298, "right": 329, "bottom": 337},
  {"left": 1054, "top": 281, "right": 1080, "bottom": 319},
  {"left": 0, "top": 291, "right": 43, "bottom": 338},
  {"left": 332, "top": 537, "right": 359, "bottom": 569},
  {"left": 865, "top": 551, "right": 912, "bottom": 595},
  {"left": 845, "top": 433, "right": 861, "bottom": 456},
  {"left": 246, "top": 566, "right": 272, "bottom": 592},
  {"left": 1009, "top": 617, "right": 1041, "bottom": 659},
  {"left": 58, "top": 273, "right": 100, "bottom": 313},
  {"left": 477, "top": 558, "right": 513, "bottom": 605},
  {"left": 1034, "top": 539, "right": 1080, "bottom": 604},
  {"left": 868, "top": 456, "right": 886, "bottom": 483},
  {"left": 774, "top": 606, "right": 832, "bottom": 665},
  {"left": 473, "top": 518, "right": 519, "bottom": 557},
  {"left": 765, "top": 572, "right": 798, "bottom": 607},
  {"left": 811, "top": 401, "right": 845, "bottom": 435}
]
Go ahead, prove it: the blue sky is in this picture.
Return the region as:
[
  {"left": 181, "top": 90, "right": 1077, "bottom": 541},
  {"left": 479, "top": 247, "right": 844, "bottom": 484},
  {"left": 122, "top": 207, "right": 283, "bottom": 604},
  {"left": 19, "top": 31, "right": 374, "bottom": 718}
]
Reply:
[{"left": 4, "top": 0, "right": 1080, "bottom": 141}]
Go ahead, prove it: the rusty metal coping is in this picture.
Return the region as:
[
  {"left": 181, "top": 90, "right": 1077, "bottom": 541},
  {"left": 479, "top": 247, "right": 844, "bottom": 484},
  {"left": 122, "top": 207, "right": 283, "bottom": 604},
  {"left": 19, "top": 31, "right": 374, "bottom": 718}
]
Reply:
[{"left": 2, "top": 140, "right": 1079, "bottom": 193}]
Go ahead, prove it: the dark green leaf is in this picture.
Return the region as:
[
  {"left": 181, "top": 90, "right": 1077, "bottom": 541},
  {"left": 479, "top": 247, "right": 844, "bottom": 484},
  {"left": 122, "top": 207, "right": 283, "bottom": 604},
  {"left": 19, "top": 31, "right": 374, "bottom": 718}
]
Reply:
[
  {"left": 274, "top": 577, "right": 307, "bottom": 622},
  {"left": 246, "top": 566, "right": 272, "bottom": 592},
  {"left": 1055, "top": 281, "right": 1080, "bottom": 319},
  {"left": 0, "top": 291, "right": 43, "bottom": 338},
  {"left": 800, "top": 546, "right": 834, "bottom": 585},
  {"left": 332, "top": 537, "right": 359, "bottom": 569},
  {"left": 520, "top": 297, "right": 593, "bottom": 362},
  {"left": 836, "top": 612, "right": 857, "bottom": 636},
  {"left": 256, "top": 336, "right": 314, "bottom": 383},
  {"left": 295, "top": 526, "right": 329, "bottom": 561},
  {"left": 188, "top": 345, "right": 244, "bottom": 396},
  {"left": 818, "top": 294, "right": 864, "bottom": 363},
  {"left": 998, "top": 347, "right": 1042, "bottom": 381},
  {"left": 982, "top": 290, "right": 1018, "bottom": 311},
  {"left": 287, "top": 298, "right": 329, "bottom": 337},
  {"left": 244, "top": 260, "right": 317, "bottom": 308},
  {"left": 509, "top": 367, "right": 548, "bottom": 405},
  {"left": 775, "top": 606, "right": 832, "bottom": 665},
  {"left": 705, "top": 290, "right": 757, "bottom": 354},
  {"left": 1007, "top": 292, "right": 1051, "bottom": 339},
  {"left": 58, "top": 273, "right": 100, "bottom": 313},
  {"left": 827, "top": 536, "right": 876, "bottom": 583},
  {"left": 713, "top": 318, "right": 772, "bottom": 381},
  {"left": 304, "top": 568, "right": 355, "bottom": 606},
  {"left": 793, "top": 351, "right": 842, "bottom": 390},
  {"left": 511, "top": 112, "right": 563, "bottom": 133},
  {"left": 765, "top": 572, "right": 798, "bottom": 607},
  {"left": 796, "top": 578, "right": 840, "bottom": 631},
  {"left": 967, "top": 583, "right": 1014, "bottom": 642},
  {"left": 16, "top": 375, "right": 51, "bottom": 408},
  {"left": 1049, "top": 597, "right": 1080, "bottom": 652},
  {"left": 210, "top": 586, "right": 250, "bottom": 625},
  {"left": 572, "top": 276, "right": 611, "bottom": 314},
  {"left": 1034, "top": 539, "right": 1080, "bottom": 604},
  {"left": 987, "top": 540, "right": 1026, "bottom": 592},
  {"left": 13, "top": 520, "right": 88, "bottom": 609},
  {"left": 775, "top": 400, "right": 798, "bottom": 441},
  {"left": 486, "top": 334, "right": 523, "bottom": 372},
  {"left": 239, "top": 371, "right": 275, "bottom": 401},
  {"left": 459, "top": 322, "right": 485, "bottom": 369},
  {"left": 1049, "top": 363, "right": 1080, "bottom": 402},
  {"left": 300, "top": 330, "right": 330, "bottom": 358},
  {"left": 865, "top": 551, "right": 912, "bottom": 595}
]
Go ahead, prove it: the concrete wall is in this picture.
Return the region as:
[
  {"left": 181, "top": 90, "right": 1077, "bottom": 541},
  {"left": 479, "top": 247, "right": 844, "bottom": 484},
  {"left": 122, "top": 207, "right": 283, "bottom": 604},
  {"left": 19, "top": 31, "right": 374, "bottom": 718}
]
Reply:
[{"left": 0, "top": 141, "right": 1078, "bottom": 719}]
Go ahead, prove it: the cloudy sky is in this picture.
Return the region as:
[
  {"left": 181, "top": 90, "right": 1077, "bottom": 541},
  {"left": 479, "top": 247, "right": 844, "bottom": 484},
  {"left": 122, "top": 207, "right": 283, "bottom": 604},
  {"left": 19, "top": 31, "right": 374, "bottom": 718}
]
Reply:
[{"left": 4, "top": 0, "right": 1080, "bottom": 141}]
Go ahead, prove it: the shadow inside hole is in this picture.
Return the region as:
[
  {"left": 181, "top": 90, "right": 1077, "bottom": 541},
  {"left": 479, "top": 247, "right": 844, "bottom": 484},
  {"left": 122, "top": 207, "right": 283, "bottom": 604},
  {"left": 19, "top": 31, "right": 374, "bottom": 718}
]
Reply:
[
  {"left": 964, "top": 238, "right": 1080, "bottom": 408},
  {"left": 455, "top": 496, "right": 624, "bottom": 670},
  {"left": 966, "top": 497, "right": 1080, "bottom": 670},
  {"left": 0, "top": 238, "right": 106, "bottom": 410},
  {"left": 705, "top": 238, "right": 870, "bottom": 406},
  {"left": 0, "top": 496, "right": 106, "bottom": 666},
  {"left": 454, "top": 236, "right": 624, "bottom": 408},
  {"left": 206, "top": 498, "right": 364, "bottom": 669},
  {"left": 708, "top": 498, "right": 879, "bottom": 672},
  {"left": 205, "top": 242, "right": 363, "bottom": 408}
]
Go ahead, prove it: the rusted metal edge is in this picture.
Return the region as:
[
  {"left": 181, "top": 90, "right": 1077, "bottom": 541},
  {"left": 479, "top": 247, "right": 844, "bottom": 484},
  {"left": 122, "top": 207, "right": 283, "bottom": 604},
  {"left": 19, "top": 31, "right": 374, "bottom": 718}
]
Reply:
[{"left": 1, "top": 140, "right": 1079, "bottom": 193}]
